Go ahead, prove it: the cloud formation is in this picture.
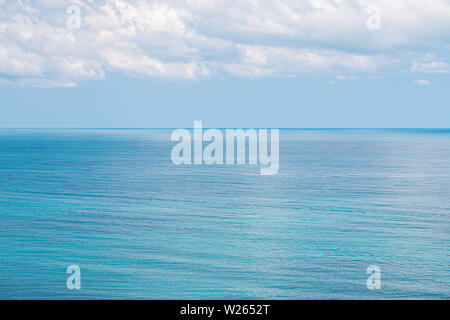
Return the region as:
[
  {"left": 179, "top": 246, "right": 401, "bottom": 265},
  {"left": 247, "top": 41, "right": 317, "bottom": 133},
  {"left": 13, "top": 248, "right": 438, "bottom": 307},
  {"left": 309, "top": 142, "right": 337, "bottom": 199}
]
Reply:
[
  {"left": 414, "top": 79, "right": 431, "bottom": 86},
  {"left": 1, "top": 0, "right": 450, "bottom": 86}
]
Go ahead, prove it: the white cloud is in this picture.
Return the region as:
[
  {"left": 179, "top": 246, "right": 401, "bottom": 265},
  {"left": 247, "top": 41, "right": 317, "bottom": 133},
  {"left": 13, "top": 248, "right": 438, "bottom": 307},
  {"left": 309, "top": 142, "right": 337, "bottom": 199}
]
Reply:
[
  {"left": 411, "top": 54, "right": 450, "bottom": 74},
  {"left": 0, "top": 0, "right": 449, "bottom": 86},
  {"left": 0, "top": 42, "right": 42, "bottom": 76},
  {"left": 414, "top": 79, "right": 431, "bottom": 86},
  {"left": 336, "top": 75, "right": 357, "bottom": 81},
  {"left": 224, "top": 45, "right": 379, "bottom": 78}
]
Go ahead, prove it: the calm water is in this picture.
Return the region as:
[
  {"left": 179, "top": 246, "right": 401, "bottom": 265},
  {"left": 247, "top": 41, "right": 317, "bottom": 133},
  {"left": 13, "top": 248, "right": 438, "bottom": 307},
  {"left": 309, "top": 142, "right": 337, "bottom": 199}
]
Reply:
[{"left": 0, "top": 129, "right": 449, "bottom": 299}]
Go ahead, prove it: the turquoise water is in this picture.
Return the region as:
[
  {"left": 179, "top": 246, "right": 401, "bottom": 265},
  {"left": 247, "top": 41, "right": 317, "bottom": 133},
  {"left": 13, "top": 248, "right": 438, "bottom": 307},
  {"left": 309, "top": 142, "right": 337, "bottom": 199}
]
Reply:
[{"left": 0, "top": 129, "right": 449, "bottom": 299}]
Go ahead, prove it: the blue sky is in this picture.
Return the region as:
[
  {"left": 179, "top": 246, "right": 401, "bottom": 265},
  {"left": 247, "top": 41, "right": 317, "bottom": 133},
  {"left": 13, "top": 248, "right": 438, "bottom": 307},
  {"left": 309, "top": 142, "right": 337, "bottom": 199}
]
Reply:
[{"left": 1, "top": 0, "right": 450, "bottom": 128}]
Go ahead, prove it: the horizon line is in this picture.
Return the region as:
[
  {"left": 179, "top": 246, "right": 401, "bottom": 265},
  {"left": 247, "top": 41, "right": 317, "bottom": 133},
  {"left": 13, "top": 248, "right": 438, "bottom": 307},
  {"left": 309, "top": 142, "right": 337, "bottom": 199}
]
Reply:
[{"left": 0, "top": 127, "right": 449, "bottom": 130}]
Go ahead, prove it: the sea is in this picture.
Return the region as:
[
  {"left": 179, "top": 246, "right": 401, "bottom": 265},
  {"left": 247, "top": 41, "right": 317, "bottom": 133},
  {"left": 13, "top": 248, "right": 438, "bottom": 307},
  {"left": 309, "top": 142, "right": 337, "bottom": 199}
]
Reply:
[{"left": 0, "top": 129, "right": 449, "bottom": 299}]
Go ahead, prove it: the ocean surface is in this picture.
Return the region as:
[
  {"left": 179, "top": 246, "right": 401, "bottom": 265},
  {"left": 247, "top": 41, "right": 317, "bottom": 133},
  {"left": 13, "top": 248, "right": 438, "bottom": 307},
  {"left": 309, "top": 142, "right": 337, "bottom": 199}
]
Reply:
[{"left": 0, "top": 129, "right": 449, "bottom": 299}]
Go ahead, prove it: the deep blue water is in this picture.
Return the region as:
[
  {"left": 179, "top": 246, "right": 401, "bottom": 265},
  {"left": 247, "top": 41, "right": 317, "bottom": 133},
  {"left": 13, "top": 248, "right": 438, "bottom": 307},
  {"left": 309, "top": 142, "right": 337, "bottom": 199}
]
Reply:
[{"left": 0, "top": 129, "right": 449, "bottom": 299}]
